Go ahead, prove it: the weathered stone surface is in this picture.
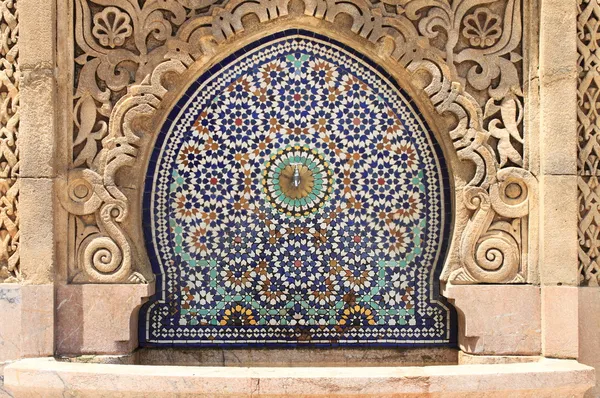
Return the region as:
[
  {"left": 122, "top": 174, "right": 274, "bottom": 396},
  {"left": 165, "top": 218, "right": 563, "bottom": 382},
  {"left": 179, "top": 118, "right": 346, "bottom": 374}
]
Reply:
[
  {"left": 19, "top": 179, "right": 55, "bottom": 285},
  {"left": 539, "top": 175, "right": 579, "bottom": 286},
  {"left": 18, "top": 0, "right": 55, "bottom": 70},
  {"left": 0, "top": 362, "right": 12, "bottom": 398},
  {"left": 19, "top": 285, "right": 54, "bottom": 359},
  {"left": 3, "top": 358, "right": 595, "bottom": 397},
  {"left": 0, "top": 284, "right": 53, "bottom": 363},
  {"left": 0, "top": 285, "right": 21, "bottom": 363},
  {"left": 578, "top": 287, "right": 600, "bottom": 397},
  {"left": 444, "top": 285, "right": 541, "bottom": 356},
  {"left": 0, "top": 0, "right": 595, "bottom": 394},
  {"left": 55, "top": 283, "right": 154, "bottom": 355},
  {"left": 19, "top": 71, "right": 56, "bottom": 179},
  {"left": 136, "top": 347, "right": 458, "bottom": 367},
  {"left": 458, "top": 352, "right": 541, "bottom": 365},
  {"left": 539, "top": 0, "right": 578, "bottom": 176},
  {"left": 542, "top": 286, "right": 579, "bottom": 359}
]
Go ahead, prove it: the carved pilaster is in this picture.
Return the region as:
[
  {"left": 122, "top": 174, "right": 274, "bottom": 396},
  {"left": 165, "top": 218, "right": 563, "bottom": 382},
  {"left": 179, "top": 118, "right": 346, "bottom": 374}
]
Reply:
[
  {"left": 578, "top": 0, "right": 600, "bottom": 286},
  {"left": 0, "top": 0, "right": 20, "bottom": 283}
]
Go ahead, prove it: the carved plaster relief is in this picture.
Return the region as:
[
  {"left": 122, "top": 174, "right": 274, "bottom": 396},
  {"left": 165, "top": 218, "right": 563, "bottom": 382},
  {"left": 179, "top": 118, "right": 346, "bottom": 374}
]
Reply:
[
  {"left": 0, "top": 0, "right": 20, "bottom": 283},
  {"left": 578, "top": 0, "right": 600, "bottom": 286},
  {"left": 59, "top": 0, "right": 531, "bottom": 285}
]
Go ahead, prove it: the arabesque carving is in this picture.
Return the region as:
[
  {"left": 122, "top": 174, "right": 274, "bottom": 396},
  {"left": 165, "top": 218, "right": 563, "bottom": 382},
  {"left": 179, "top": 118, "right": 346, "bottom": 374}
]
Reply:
[
  {"left": 579, "top": 176, "right": 600, "bottom": 285},
  {"left": 0, "top": 0, "right": 20, "bottom": 283},
  {"left": 92, "top": 6, "right": 133, "bottom": 49},
  {"left": 578, "top": 0, "right": 600, "bottom": 286},
  {"left": 60, "top": 0, "right": 531, "bottom": 284}
]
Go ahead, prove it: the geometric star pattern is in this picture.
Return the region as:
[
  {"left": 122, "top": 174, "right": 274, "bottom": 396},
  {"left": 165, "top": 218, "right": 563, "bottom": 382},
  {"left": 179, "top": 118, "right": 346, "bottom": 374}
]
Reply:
[
  {"left": 263, "top": 146, "right": 333, "bottom": 217},
  {"left": 140, "top": 31, "right": 455, "bottom": 346}
]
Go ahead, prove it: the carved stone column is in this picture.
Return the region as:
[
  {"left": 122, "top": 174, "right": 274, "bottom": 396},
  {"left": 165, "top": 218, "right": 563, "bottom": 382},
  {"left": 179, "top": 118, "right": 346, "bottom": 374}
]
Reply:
[
  {"left": 577, "top": 0, "right": 600, "bottom": 395},
  {"left": 539, "top": 0, "right": 580, "bottom": 361}
]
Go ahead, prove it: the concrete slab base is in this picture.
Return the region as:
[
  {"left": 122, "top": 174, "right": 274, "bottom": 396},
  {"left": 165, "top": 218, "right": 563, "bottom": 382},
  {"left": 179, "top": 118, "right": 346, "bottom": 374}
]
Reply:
[{"left": 3, "top": 357, "right": 595, "bottom": 397}]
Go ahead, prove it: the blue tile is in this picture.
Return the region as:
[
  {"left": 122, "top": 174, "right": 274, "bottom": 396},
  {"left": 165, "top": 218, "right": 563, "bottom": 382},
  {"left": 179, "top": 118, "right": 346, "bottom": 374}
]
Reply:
[{"left": 139, "top": 30, "right": 457, "bottom": 348}]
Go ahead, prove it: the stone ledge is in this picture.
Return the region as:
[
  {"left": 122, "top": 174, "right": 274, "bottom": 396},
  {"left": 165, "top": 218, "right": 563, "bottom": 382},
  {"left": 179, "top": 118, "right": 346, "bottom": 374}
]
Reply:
[
  {"left": 3, "top": 358, "right": 595, "bottom": 397},
  {"left": 60, "top": 347, "right": 459, "bottom": 367}
]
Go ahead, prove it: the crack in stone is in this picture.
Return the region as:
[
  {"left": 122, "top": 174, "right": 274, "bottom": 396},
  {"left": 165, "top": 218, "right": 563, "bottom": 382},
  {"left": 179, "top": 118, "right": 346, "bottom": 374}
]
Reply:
[{"left": 0, "top": 290, "right": 20, "bottom": 305}]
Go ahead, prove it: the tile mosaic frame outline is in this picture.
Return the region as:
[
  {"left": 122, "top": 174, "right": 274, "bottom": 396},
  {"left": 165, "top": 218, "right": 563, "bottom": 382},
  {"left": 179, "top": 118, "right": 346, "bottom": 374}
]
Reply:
[{"left": 138, "top": 30, "right": 457, "bottom": 347}]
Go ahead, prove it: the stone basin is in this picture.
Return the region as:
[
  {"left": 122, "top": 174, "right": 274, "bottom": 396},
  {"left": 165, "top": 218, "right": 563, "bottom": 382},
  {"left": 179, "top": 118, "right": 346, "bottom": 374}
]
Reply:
[{"left": 2, "top": 357, "right": 594, "bottom": 397}]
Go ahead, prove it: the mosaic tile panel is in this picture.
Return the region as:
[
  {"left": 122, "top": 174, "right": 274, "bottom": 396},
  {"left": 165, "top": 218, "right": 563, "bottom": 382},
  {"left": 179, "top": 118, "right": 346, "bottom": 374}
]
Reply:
[{"left": 140, "top": 31, "right": 455, "bottom": 346}]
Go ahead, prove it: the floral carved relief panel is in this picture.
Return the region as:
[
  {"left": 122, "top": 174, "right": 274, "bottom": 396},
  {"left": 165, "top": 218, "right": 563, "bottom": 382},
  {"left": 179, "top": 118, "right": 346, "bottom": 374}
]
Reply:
[
  {"left": 0, "top": 0, "right": 20, "bottom": 283},
  {"left": 579, "top": 0, "right": 600, "bottom": 286},
  {"left": 59, "top": 0, "right": 532, "bottom": 285}
]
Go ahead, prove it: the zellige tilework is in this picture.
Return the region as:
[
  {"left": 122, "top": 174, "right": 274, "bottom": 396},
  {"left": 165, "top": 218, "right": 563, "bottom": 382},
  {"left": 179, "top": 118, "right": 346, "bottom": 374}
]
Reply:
[{"left": 140, "top": 31, "right": 455, "bottom": 346}]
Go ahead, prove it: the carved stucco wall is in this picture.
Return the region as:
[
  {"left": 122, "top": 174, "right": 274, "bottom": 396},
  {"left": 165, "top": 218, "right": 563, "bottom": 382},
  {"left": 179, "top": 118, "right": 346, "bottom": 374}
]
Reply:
[
  {"left": 579, "top": 0, "right": 600, "bottom": 286},
  {"left": 0, "top": 0, "right": 20, "bottom": 283},
  {"left": 58, "top": 0, "right": 532, "bottom": 286}
]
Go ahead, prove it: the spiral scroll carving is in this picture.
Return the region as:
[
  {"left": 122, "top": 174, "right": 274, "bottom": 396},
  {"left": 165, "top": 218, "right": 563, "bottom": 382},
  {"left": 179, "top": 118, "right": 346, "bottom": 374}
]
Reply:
[
  {"left": 476, "top": 233, "right": 519, "bottom": 273},
  {"left": 452, "top": 166, "right": 532, "bottom": 284},
  {"left": 82, "top": 235, "right": 124, "bottom": 279},
  {"left": 62, "top": 0, "right": 532, "bottom": 284},
  {"left": 467, "top": 229, "right": 521, "bottom": 283}
]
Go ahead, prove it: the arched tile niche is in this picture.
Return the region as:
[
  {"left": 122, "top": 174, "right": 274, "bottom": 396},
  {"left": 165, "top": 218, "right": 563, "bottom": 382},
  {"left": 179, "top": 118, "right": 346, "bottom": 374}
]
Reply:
[{"left": 139, "top": 30, "right": 456, "bottom": 347}]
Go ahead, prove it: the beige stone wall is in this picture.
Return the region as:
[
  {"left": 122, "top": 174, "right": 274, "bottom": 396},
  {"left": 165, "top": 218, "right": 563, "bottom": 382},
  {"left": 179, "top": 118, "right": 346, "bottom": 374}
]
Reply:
[{"left": 0, "top": 0, "right": 598, "bottom": 396}]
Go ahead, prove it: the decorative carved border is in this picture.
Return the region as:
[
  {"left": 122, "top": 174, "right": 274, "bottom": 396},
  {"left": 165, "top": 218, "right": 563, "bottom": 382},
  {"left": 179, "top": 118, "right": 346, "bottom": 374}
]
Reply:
[
  {"left": 0, "top": 0, "right": 20, "bottom": 283},
  {"left": 59, "top": 0, "right": 532, "bottom": 285},
  {"left": 578, "top": 0, "right": 600, "bottom": 286}
]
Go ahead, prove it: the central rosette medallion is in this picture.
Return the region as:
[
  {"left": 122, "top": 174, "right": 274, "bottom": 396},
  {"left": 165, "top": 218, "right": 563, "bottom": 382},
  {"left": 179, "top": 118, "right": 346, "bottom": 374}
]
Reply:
[{"left": 264, "top": 146, "right": 333, "bottom": 217}]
